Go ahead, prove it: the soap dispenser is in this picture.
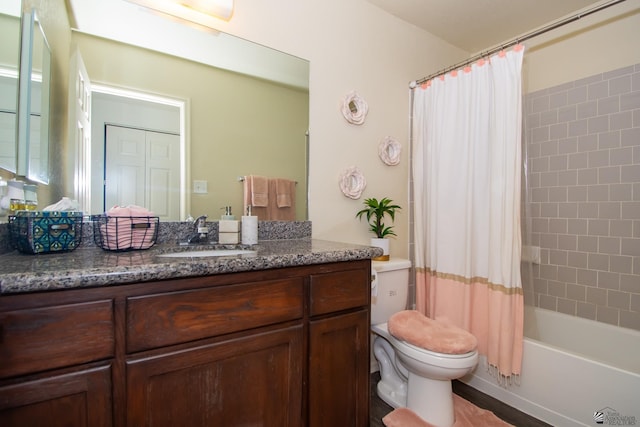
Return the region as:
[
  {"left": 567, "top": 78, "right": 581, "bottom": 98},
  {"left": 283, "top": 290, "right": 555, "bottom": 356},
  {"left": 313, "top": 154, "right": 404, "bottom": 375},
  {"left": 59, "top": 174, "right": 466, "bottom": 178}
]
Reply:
[
  {"left": 219, "top": 206, "right": 240, "bottom": 244},
  {"left": 221, "top": 206, "right": 235, "bottom": 220},
  {"left": 241, "top": 205, "right": 258, "bottom": 245}
]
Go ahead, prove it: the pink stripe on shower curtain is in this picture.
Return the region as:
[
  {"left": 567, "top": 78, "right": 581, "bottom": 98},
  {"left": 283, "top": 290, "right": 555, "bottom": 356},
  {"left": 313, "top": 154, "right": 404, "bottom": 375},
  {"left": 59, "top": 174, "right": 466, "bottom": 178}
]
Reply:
[
  {"left": 416, "top": 273, "right": 524, "bottom": 377},
  {"left": 412, "top": 46, "right": 525, "bottom": 379}
]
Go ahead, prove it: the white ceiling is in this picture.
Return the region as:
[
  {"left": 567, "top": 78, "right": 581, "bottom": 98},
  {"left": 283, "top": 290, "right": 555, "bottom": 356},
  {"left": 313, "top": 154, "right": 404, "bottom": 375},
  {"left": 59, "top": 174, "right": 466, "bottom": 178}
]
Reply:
[{"left": 366, "top": 0, "right": 606, "bottom": 53}]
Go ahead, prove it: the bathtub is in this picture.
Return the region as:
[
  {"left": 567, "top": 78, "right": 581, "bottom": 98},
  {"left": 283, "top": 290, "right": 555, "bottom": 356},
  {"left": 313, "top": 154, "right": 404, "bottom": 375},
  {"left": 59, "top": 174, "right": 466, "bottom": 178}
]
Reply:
[{"left": 461, "top": 306, "right": 640, "bottom": 427}]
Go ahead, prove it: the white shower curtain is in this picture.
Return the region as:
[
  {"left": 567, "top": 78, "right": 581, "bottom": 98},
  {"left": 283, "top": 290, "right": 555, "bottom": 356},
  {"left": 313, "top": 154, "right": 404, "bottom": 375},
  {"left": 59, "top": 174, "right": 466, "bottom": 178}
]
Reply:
[{"left": 412, "top": 46, "right": 525, "bottom": 379}]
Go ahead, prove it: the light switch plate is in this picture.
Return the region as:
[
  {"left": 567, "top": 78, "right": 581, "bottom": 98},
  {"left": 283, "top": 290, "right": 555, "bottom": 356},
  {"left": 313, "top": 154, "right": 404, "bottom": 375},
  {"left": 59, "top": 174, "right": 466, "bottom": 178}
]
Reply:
[{"left": 193, "top": 180, "right": 208, "bottom": 194}]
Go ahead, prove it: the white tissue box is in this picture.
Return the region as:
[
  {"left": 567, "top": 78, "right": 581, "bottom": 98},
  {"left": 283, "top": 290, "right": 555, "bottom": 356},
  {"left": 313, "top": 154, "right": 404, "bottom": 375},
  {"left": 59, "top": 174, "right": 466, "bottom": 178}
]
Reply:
[
  {"left": 219, "top": 220, "right": 240, "bottom": 232},
  {"left": 218, "top": 232, "right": 239, "bottom": 244}
]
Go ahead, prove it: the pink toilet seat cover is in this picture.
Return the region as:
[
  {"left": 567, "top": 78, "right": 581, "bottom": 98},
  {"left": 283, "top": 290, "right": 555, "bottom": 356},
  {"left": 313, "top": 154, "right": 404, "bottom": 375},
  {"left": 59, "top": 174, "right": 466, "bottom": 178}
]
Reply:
[{"left": 388, "top": 310, "right": 477, "bottom": 355}]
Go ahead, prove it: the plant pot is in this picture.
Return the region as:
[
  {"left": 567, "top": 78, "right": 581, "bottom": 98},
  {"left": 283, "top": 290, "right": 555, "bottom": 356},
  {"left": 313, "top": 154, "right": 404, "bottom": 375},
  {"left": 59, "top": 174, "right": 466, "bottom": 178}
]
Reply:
[{"left": 370, "top": 238, "right": 389, "bottom": 261}]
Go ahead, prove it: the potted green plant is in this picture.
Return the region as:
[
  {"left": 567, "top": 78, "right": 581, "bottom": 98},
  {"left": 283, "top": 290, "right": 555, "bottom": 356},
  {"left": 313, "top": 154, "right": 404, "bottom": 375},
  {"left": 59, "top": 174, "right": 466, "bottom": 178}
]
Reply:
[{"left": 356, "top": 197, "right": 401, "bottom": 261}]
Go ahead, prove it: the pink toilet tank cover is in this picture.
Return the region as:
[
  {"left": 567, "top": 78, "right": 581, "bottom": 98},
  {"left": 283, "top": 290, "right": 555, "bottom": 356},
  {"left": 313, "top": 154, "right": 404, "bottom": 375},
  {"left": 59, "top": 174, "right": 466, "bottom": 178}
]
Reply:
[{"left": 388, "top": 310, "right": 477, "bottom": 354}]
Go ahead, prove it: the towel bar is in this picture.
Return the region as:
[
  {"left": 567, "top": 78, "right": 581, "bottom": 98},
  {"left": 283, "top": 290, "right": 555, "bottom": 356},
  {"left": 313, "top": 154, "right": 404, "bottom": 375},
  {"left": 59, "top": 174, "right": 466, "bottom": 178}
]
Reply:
[{"left": 238, "top": 176, "right": 297, "bottom": 184}]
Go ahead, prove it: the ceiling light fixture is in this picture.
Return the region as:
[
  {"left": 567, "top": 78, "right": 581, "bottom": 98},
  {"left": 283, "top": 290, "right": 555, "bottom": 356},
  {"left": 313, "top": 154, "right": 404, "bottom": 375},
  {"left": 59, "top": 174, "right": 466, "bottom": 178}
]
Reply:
[{"left": 126, "top": 0, "right": 234, "bottom": 26}]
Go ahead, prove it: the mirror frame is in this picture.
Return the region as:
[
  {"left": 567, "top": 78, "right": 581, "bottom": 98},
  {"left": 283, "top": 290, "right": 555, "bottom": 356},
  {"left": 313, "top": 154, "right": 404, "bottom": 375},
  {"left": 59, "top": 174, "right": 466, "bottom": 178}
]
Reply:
[
  {"left": 0, "top": 10, "right": 21, "bottom": 174},
  {"left": 16, "top": 7, "right": 51, "bottom": 184}
]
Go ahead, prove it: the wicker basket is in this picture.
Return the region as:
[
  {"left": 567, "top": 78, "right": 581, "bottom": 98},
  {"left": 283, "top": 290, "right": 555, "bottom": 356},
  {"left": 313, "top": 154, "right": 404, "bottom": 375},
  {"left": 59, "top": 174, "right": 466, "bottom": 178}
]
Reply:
[
  {"left": 92, "top": 215, "right": 159, "bottom": 251},
  {"left": 9, "top": 211, "right": 84, "bottom": 254}
]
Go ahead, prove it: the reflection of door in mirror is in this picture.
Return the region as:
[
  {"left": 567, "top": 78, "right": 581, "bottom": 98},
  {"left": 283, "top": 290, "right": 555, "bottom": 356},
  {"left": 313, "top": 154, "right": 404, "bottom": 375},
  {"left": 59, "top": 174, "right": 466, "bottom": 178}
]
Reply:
[
  {"left": 91, "top": 89, "right": 185, "bottom": 220},
  {"left": 105, "top": 125, "right": 180, "bottom": 221},
  {"left": 0, "top": 11, "right": 21, "bottom": 173}
]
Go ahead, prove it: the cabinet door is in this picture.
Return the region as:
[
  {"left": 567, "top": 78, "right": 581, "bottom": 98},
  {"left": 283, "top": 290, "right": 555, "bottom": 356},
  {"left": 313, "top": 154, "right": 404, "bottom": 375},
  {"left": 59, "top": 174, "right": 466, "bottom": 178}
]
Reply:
[
  {"left": 0, "top": 364, "right": 112, "bottom": 427},
  {"left": 126, "top": 325, "right": 303, "bottom": 427},
  {"left": 308, "top": 310, "right": 369, "bottom": 427}
]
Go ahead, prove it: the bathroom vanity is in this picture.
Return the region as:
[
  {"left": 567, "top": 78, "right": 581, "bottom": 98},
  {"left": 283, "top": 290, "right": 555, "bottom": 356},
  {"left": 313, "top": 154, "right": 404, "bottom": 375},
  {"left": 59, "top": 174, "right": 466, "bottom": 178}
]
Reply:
[{"left": 0, "top": 239, "right": 377, "bottom": 427}]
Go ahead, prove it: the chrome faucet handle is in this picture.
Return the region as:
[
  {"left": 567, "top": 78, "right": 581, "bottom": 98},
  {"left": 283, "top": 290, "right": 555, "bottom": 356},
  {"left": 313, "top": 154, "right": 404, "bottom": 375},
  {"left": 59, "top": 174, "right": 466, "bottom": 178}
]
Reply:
[
  {"left": 180, "top": 215, "right": 209, "bottom": 245},
  {"left": 193, "top": 215, "right": 209, "bottom": 240},
  {"left": 193, "top": 214, "right": 208, "bottom": 227}
]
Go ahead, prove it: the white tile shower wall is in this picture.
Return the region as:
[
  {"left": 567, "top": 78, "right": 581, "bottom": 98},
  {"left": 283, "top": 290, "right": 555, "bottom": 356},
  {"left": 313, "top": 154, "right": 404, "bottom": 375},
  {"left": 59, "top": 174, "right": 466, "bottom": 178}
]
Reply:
[{"left": 524, "top": 63, "right": 640, "bottom": 331}]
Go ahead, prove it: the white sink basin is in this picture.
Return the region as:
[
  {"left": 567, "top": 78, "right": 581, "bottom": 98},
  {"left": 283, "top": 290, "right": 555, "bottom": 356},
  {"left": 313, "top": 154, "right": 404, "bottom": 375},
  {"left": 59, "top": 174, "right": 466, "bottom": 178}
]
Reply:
[{"left": 158, "top": 249, "right": 257, "bottom": 258}]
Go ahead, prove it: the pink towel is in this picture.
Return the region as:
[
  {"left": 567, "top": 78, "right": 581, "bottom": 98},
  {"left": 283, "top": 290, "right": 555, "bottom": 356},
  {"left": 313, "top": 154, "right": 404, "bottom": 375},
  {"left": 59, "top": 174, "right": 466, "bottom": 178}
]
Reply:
[
  {"left": 242, "top": 176, "right": 296, "bottom": 221},
  {"left": 250, "top": 175, "right": 269, "bottom": 207},
  {"left": 267, "top": 179, "right": 296, "bottom": 221},
  {"left": 102, "top": 206, "right": 132, "bottom": 250},
  {"left": 243, "top": 176, "right": 268, "bottom": 221},
  {"left": 275, "top": 178, "right": 294, "bottom": 208},
  {"left": 103, "top": 205, "right": 156, "bottom": 250}
]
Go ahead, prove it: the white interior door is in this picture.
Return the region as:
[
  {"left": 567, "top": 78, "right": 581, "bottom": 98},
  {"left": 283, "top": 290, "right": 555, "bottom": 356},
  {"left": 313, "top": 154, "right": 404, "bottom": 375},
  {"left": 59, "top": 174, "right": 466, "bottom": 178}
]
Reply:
[
  {"left": 105, "top": 126, "right": 145, "bottom": 210},
  {"left": 146, "top": 131, "right": 180, "bottom": 219},
  {"left": 105, "top": 125, "right": 179, "bottom": 220}
]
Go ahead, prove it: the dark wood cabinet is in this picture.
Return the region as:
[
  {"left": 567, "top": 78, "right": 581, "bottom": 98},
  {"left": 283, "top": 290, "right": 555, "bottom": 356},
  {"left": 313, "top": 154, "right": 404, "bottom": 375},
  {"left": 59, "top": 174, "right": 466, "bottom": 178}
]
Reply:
[
  {"left": 309, "top": 310, "right": 370, "bottom": 427},
  {"left": 308, "top": 267, "right": 371, "bottom": 427},
  {"left": 127, "top": 325, "right": 303, "bottom": 427},
  {"left": 0, "top": 364, "right": 113, "bottom": 427},
  {"left": 0, "top": 299, "right": 115, "bottom": 378},
  {"left": 0, "top": 259, "right": 370, "bottom": 427}
]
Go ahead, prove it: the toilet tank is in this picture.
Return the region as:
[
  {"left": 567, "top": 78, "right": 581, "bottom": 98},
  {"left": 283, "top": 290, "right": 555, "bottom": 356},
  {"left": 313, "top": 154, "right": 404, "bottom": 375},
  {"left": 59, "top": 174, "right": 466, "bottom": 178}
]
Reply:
[{"left": 371, "top": 258, "right": 412, "bottom": 325}]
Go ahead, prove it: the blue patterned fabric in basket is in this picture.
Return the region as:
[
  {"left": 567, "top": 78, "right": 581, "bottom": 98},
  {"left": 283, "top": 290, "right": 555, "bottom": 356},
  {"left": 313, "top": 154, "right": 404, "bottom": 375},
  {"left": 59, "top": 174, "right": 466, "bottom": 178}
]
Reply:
[{"left": 9, "top": 211, "right": 84, "bottom": 254}]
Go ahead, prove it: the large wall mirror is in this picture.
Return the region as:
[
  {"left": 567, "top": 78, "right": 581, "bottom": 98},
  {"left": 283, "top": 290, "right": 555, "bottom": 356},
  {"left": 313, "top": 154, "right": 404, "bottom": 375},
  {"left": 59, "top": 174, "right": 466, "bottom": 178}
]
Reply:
[{"left": 68, "top": 0, "right": 310, "bottom": 221}]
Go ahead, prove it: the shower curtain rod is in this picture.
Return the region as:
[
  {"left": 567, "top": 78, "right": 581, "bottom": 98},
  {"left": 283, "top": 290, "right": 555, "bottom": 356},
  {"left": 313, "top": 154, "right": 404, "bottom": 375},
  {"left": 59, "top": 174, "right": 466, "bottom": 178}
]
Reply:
[{"left": 411, "top": 0, "right": 627, "bottom": 87}]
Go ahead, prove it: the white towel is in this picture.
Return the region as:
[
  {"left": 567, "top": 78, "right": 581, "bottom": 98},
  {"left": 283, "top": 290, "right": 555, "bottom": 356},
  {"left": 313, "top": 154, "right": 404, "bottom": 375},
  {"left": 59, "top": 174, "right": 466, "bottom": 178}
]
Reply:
[{"left": 43, "top": 197, "right": 80, "bottom": 211}]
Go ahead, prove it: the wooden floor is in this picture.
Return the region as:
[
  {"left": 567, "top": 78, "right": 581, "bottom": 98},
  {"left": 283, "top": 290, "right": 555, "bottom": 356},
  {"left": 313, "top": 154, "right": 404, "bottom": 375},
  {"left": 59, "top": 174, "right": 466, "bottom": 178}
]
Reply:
[{"left": 369, "top": 372, "right": 551, "bottom": 427}]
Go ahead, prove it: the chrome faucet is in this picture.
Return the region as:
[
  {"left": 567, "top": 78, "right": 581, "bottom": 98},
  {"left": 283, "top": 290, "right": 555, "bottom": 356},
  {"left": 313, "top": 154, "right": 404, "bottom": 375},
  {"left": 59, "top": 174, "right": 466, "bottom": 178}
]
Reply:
[{"left": 186, "top": 214, "right": 208, "bottom": 244}]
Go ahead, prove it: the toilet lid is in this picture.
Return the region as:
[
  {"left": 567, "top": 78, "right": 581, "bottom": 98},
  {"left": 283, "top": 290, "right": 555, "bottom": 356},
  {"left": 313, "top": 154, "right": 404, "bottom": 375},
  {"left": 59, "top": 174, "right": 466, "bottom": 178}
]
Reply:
[{"left": 387, "top": 310, "right": 477, "bottom": 355}]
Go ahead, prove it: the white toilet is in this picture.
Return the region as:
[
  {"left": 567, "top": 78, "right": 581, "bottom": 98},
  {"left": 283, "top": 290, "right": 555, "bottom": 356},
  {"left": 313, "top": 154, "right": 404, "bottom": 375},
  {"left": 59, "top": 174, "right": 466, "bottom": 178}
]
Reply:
[{"left": 371, "top": 258, "right": 478, "bottom": 427}]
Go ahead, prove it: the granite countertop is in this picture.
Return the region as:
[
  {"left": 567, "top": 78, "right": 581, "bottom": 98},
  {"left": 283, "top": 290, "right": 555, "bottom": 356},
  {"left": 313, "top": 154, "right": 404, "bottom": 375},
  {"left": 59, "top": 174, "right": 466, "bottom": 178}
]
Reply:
[{"left": 0, "top": 239, "right": 382, "bottom": 295}]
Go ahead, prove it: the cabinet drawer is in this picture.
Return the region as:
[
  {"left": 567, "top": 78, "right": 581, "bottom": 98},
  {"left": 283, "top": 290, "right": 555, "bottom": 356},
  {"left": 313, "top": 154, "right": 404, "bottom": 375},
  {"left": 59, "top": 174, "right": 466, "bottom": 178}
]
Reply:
[
  {"left": 126, "top": 278, "right": 304, "bottom": 352},
  {"left": 0, "top": 300, "right": 115, "bottom": 379},
  {"left": 309, "top": 269, "right": 369, "bottom": 316}
]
